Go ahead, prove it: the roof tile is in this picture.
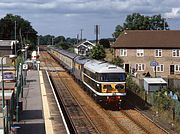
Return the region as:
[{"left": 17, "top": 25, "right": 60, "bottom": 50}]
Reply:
[{"left": 112, "top": 30, "right": 180, "bottom": 48}]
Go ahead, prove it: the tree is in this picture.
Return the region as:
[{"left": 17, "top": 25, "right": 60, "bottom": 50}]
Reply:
[
  {"left": 0, "top": 14, "right": 37, "bottom": 47},
  {"left": 112, "top": 25, "right": 124, "bottom": 39},
  {"left": 111, "top": 56, "right": 124, "bottom": 68},
  {"left": 99, "top": 39, "right": 110, "bottom": 48},
  {"left": 39, "top": 35, "right": 55, "bottom": 45},
  {"left": 90, "top": 45, "right": 106, "bottom": 60},
  {"left": 55, "top": 42, "right": 71, "bottom": 50},
  {"left": 124, "top": 13, "right": 149, "bottom": 30},
  {"left": 113, "top": 13, "right": 169, "bottom": 38},
  {"left": 54, "top": 36, "right": 65, "bottom": 44},
  {"left": 149, "top": 14, "right": 169, "bottom": 30},
  {"left": 66, "top": 37, "right": 79, "bottom": 45}
]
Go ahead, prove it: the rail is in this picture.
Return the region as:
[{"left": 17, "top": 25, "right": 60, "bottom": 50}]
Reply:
[{"left": 41, "top": 51, "right": 100, "bottom": 133}]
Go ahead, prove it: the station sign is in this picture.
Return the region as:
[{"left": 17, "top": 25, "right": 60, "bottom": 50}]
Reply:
[
  {"left": 150, "top": 60, "right": 159, "bottom": 66},
  {"left": 23, "top": 64, "right": 28, "bottom": 70}
]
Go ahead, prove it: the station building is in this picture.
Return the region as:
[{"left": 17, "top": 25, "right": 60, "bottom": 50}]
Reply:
[{"left": 0, "top": 40, "right": 18, "bottom": 65}]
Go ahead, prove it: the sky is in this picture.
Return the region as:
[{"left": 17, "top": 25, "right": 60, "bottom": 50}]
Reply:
[{"left": 1, "top": 0, "right": 180, "bottom": 40}]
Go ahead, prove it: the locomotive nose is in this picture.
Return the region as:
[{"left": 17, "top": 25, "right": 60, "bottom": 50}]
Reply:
[{"left": 115, "top": 84, "right": 124, "bottom": 90}]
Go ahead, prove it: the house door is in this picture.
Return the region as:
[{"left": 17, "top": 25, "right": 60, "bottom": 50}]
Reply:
[
  {"left": 170, "top": 65, "right": 174, "bottom": 75},
  {"left": 125, "top": 64, "right": 129, "bottom": 73}
]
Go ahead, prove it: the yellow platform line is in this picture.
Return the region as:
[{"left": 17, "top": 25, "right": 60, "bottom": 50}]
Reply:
[{"left": 39, "top": 71, "right": 54, "bottom": 134}]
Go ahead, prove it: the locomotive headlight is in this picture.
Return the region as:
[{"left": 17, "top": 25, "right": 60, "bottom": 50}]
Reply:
[
  {"left": 97, "top": 84, "right": 100, "bottom": 87},
  {"left": 115, "top": 84, "right": 124, "bottom": 90}
]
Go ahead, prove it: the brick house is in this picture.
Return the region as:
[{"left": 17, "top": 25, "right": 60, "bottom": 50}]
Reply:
[
  {"left": 0, "top": 40, "right": 17, "bottom": 65},
  {"left": 112, "top": 30, "right": 180, "bottom": 78}
]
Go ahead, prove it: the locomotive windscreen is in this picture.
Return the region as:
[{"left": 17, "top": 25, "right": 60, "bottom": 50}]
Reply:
[{"left": 100, "top": 73, "right": 126, "bottom": 82}]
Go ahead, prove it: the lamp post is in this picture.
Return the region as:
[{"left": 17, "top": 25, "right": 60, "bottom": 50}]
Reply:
[
  {"left": 15, "top": 49, "right": 25, "bottom": 122},
  {"left": 24, "top": 45, "right": 29, "bottom": 86},
  {"left": 16, "top": 49, "right": 25, "bottom": 79},
  {"left": 1, "top": 54, "right": 17, "bottom": 134}
]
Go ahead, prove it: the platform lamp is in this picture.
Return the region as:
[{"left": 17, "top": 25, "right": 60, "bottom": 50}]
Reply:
[
  {"left": 23, "top": 45, "right": 29, "bottom": 86},
  {"left": 1, "top": 54, "right": 17, "bottom": 134},
  {"left": 15, "top": 49, "right": 25, "bottom": 122},
  {"left": 15, "top": 49, "right": 25, "bottom": 80}
]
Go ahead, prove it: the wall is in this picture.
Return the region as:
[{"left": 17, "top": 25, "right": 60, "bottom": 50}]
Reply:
[
  {"left": 0, "top": 48, "right": 13, "bottom": 65},
  {"left": 115, "top": 48, "right": 180, "bottom": 78}
]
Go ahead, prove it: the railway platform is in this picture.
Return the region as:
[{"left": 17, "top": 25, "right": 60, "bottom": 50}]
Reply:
[
  {"left": 14, "top": 70, "right": 45, "bottom": 134},
  {"left": 14, "top": 69, "right": 67, "bottom": 134}
]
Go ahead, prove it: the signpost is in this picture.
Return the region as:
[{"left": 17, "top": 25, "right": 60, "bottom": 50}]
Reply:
[
  {"left": 150, "top": 60, "right": 159, "bottom": 78},
  {"left": 22, "top": 64, "right": 28, "bottom": 70}
]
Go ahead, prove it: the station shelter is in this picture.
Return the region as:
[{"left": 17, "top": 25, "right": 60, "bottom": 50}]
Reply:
[{"left": 0, "top": 82, "right": 16, "bottom": 134}]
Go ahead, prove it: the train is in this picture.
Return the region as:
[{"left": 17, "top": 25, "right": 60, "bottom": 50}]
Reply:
[{"left": 47, "top": 46, "right": 126, "bottom": 108}]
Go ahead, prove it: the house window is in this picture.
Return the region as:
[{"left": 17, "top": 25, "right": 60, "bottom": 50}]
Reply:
[
  {"left": 172, "top": 49, "right": 180, "bottom": 57},
  {"left": 155, "top": 49, "right": 162, "bottom": 57},
  {"left": 154, "top": 64, "right": 164, "bottom": 72},
  {"left": 136, "top": 49, "right": 144, "bottom": 57},
  {"left": 175, "top": 65, "right": 180, "bottom": 72},
  {"left": 0, "top": 57, "right": 6, "bottom": 64},
  {"left": 119, "top": 49, "right": 127, "bottom": 56},
  {"left": 136, "top": 63, "right": 145, "bottom": 71}
]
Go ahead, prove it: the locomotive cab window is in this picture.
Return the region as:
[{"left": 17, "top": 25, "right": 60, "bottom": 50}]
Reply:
[{"left": 100, "top": 73, "right": 126, "bottom": 82}]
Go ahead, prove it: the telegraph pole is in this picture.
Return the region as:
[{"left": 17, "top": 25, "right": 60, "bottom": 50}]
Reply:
[
  {"left": 80, "top": 29, "right": 83, "bottom": 41},
  {"left": 15, "top": 21, "right": 17, "bottom": 55},
  {"left": 37, "top": 36, "right": 40, "bottom": 55},
  {"left": 19, "top": 28, "right": 23, "bottom": 49},
  {"left": 52, "top": 37, "right": 54, "bottom": 45},
  {"left": 94, "top": 25, "right": 100, "bottom": 45},
  {"left": 77, "top": 34, "right": 79, "bottom": 44},
  {"left": 164, "top": 18, "right": 166, "bottom": 30}
]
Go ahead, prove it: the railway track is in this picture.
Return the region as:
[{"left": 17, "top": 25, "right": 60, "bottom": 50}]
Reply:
[
  {"left": 40, "top": 51, "right": 169, "bottom": 134},
  {"left": 107, "top": 109, "right": 167, "bottom": 134},
  {"left": 40, "top": 51, "right": 64, "bottom": 71},
  {"left": 40, "top": 51, "right": 100, "bottom": 133},
  {"left": 50, "top": 72, "right": 100, "bottom": 133}
]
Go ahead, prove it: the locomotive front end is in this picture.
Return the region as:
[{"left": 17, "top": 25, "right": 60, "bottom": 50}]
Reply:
[
  {"left": 83, "top": 60, "right": 127, "bottom": 109},
  {"left": 102, "top": 83, "right": 126, "bottom": 102},
  {"left": 100, "top": 72, "right": 126, "bottom": 104}
]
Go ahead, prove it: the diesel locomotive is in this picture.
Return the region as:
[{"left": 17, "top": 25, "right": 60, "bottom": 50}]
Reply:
[{"left": 47, "top": 46, "right": 126, "bottom": 108}]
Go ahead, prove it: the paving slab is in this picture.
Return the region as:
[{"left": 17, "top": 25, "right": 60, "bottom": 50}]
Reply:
[{"left": 16, "top": 70, "right": 45, "bottom": 134}]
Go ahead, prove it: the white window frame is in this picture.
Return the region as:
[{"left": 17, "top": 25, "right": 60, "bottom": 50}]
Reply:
[
  {"left": 122, "top": 64, "right": 125, "bottom": 69},
  {"left": 136, "top": 49, "right": 144, "bottom": 57},
  {"left": 175, "top": 65, "right": 180, "bottom": 72},
  {"left": 172, "top": 49, "right": 180, "bottom": 57},
  {"left": 119, "top": 49, "right": 127, "bottom": 56},
  {"left": 0, "top": 57, "right": 6, "bottom": 64},
  {"left": 136, "top": 63, "right": 145, "bottom": 71},
  {"left": 153, "top": 64, "right": 164, "bottom": 72},
  {"left": 155, "top": 49, "right": 162, "bottom": 57}
]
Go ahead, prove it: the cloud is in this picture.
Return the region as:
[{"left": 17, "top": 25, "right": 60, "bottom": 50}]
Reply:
[
  {"left": 164, "top": 8, "right": 180, "bottom": 18},
  {"left": 0, "top": 0, "right": 174, "bottom": 16},
  {"left": 1, "top": 0, "right": 180, "bottom": 39}
]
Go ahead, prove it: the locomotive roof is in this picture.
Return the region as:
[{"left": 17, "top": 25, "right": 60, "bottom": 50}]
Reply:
[
  {"left": 84, "top": 60, "right": 125, "bottom": 73},
  {"left": 74, "top": 56, "right": 90, "bottom": 65}
]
